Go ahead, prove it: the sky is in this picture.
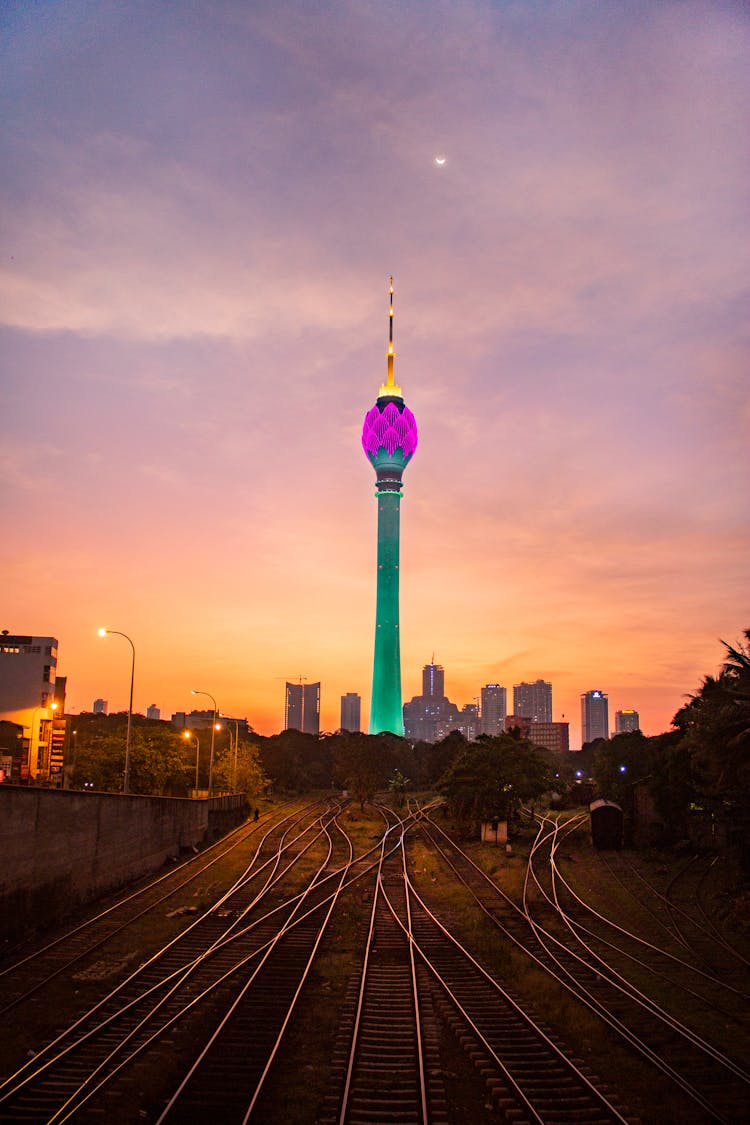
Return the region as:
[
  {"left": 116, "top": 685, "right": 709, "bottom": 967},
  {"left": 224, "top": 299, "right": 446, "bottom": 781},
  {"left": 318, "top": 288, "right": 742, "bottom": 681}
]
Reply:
[{"left": 1, "top": 0, "right": 748, "bottom": 747}]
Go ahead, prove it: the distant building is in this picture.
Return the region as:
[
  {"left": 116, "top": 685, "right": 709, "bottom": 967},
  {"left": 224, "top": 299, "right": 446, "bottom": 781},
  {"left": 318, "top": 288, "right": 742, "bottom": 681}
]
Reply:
[
  {"left": 0, "top": 632, "right": 59, "bottom": 781},
  {"left": 615, "top": 709, "right": 640, "bottom": 734},
  {"left": 285, "top": 682, "right": 320, "bottom": 736},
  {"left": 340, "top": 693, "right": 361, "bottom": 732},
  {"left": 582, "top": 690, "right": 609, "bottom": 744},
  {"left": 530, "top": 721, "right": 570, "bottom": 754},
  {"left": 513, "top": 680, "right": 553, "bottom": 723},
  {"left": 505, "top": 714, "right": 532, "bottom": 739},
  {"left": 93, "top": 698, "right": 108, "bottom": 715},
  {"left": 423, "top": 662, "right": 445, "bottom": 698},
  {"left": 172, "top": 710, "right": 250, "bottom": 737},
  {"left": 403, "top": 661, "right": 461, "bottom": 742},
  {"left": 480, "top": 684, "right": 507, "bottom": 736},
  {"left": 146, "top": 703, "right": 161, "bottom": 721}
]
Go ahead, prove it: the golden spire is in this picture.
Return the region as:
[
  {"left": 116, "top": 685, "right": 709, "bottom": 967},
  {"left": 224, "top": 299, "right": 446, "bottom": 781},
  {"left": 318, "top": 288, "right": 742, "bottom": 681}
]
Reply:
[{"left": 379, "top": 276, "right": 402, "bottom": 397}]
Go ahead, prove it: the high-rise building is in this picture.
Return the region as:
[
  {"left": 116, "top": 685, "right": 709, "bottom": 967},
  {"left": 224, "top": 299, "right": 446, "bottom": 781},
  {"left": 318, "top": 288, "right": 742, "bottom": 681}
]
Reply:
[
  {"left": 146, "top": 703, "right": 160, "bottom": 721},
  {"left": 581, "top": 690, "right": 609, "bottom": 744},
  {"left": 0, "top": 632, "right": 59, "bottom": 781},
  {"left": 93, "top": 698, "right": 108, "bottom": 715},
  {"left": 422, "top": 662, "right": 445, "bottom": 698},
  {"left": 480, "top": 684, "right": 507, "bottom": 736},
  {"left": 285, "top": 681, "right": 320, "bottom": 736},
  {"left": 615, "top": 709, "right": 640, "bottom": 734},
  {"left": 362, "top": 279, "right": 418, "bottom": 736},
  {"left": 340, "top": 692, "right": 361, "bottom": 733},
  {"left": 513, "top": 680, "right": 553, "bottom": 723},
  {"left": 403, "top": 661, "right": 462, "bottom": 742}
]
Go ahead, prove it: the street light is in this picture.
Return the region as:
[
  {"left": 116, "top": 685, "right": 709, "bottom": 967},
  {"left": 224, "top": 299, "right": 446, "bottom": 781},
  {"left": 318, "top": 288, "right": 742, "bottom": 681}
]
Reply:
[
  {"left": 191, "top": 689, "right": 217, "bottom": 794},
  {"left": 99, "top": 628, "right": 135, "bottom": 794},
  {"left": 183, "top": 729, "right": 201, "bottom": 791}
]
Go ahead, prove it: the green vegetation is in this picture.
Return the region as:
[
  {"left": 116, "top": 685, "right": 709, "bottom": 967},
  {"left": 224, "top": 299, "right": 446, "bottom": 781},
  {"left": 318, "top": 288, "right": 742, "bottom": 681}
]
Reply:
[
  {"left": 591, "top": 630, "right": 750, "bottom": 861},
  {"left": 438, "top": 733, "right": 551, "bottom": 835}
]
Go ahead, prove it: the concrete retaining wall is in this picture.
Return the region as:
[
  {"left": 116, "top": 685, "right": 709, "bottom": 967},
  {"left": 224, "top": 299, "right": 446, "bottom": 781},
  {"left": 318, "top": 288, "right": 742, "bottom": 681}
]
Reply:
[{"left": 0, "top": 786, "right": 248, "bottom": 941}]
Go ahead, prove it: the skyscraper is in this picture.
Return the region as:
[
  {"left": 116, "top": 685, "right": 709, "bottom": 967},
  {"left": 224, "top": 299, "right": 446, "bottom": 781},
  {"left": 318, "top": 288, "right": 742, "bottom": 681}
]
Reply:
[
  {"left": 581, "top": 690, "right": 609, "bottom": 744},
  {"left": 285, "top": 681, "right": 320, "bottom": 735},
  {"left": 480, "top": 684, "right": 507, "bottom": 735},
  {"left": 615, "top": 709, "right": 640, "bottom": 734},
  {"left": 422, "top": 662, "right": 445, "bottom": 698},
  {"left": 403, "top": 661, "right": 461, "bottom": 742},
  {"left": 362, "top": 279, "right": 418, "bottom": 735},
  {"left": 513, "top": 679, "right": 553, "bottom": 723},
  {"left": 340, "top": 692, "right": 361, "bottom": 733}
]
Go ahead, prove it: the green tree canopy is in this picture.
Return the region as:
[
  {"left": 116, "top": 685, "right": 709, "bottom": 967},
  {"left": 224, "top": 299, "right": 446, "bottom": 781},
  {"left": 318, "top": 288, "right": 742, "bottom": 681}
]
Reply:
[{"left": 439, "top": 734, "right": 551, "bottom": 829}]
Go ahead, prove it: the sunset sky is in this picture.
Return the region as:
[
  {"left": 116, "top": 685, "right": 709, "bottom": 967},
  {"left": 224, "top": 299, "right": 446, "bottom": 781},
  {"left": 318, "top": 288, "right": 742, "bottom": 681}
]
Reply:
[{"left": 2, "top": 1, "right": 748, "bottom": 747}]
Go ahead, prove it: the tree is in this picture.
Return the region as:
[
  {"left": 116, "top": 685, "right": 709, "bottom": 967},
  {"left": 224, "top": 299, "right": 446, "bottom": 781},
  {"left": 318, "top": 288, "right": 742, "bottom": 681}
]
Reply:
[
  {"left": 439, "top": 734, "right": 551, "bottom": 833},
  {"left": 70, "top": 713, "right": 191, "bottom": 794},
  {"left": 333, "top": 731, "right": 396, "bottom": 809},
  {"left": 212, "top": 738, "right": 268, "bottom": 798},
  {"left": 672, "top": 630, "right": 750, "bottom": 856}
]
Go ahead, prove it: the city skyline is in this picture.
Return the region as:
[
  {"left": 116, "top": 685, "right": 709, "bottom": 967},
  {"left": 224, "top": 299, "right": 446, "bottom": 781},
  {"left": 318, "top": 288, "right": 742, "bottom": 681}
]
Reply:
[{"left": 2, "top": 3, "right": 748, "bottom": 749}]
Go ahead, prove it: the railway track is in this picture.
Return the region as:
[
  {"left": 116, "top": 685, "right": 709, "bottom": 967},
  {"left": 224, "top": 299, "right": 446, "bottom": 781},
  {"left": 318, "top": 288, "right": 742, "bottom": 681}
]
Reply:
[
  {"left": 0, "top": 799, "right": 350, "bottom": 1122},
  {"left": 325, "top": 808, "right": 633, "bottom": 1125},
  {"left": 0, "top": 799, "right": 302, "bottom": 1023},
  {"left": 417, "top": 808, "right": 750, "bottom": 1124},
  {"left": 7, "top": 794, "right": 742, "bottom": 1122}
]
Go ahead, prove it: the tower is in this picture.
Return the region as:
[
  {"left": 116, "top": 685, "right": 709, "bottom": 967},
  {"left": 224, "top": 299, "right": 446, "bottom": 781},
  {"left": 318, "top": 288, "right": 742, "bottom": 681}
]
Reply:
[
  {"left": 362, "top": 279, "right": 418, "bottom": 735},
  {"left": 581, "top": 690, "right": 609, "bottom": 744}
]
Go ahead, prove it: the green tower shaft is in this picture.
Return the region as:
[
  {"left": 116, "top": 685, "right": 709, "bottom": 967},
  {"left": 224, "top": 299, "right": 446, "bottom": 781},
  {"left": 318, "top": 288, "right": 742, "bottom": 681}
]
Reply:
[{"left": 370, "top": 486, "right": 404, "bottom": 735}]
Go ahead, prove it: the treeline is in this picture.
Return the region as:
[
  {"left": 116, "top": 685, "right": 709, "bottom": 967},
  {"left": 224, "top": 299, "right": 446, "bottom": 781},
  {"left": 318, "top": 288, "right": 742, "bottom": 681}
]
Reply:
[{"left": 589, "top": 630, "right": 750, "bottom": 857}]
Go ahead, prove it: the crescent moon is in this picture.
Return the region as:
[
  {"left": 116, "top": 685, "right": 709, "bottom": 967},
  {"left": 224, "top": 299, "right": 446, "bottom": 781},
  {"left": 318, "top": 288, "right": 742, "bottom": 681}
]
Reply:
[{"left": 435, "top": 155, "right": 446, "bottom": 166}]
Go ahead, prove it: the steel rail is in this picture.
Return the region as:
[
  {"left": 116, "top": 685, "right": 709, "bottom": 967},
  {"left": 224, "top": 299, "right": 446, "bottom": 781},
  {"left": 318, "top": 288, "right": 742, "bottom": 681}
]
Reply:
[
  {"left": 1, "top": 803, "right": 428, "bottom": 1124},
  {"left": 539, "top": 817, "right": 750, "bottom": 1077},
  {"left": 523, "top": 815, "right": 747, "bottom": 1122},
  {"left": 383, "top": 843, "right": 630, "bottom": 1125},
  {"left": 546, "top": 824, "right": 750, "bottom": 1003},
  {"left": 422, "top": 810, "right": 744, "bottom": 1125},
  {"left": 0, "top": 801, "right": 340, "bottom": 1112},
  {"left": 49, "top": 808, "right": 345, "bottom": 1125}
]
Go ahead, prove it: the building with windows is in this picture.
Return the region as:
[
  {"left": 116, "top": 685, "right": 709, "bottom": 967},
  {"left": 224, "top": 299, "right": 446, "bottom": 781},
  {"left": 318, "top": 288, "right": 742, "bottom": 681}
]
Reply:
[
  {"left": 0, "top": 632, "right": 59, "bottom": 781},
  {"left": 513, "top": 680, "right": 553, "bottom": 723},
  {"left": 615, "top": 709, "right": 640, "bottom": 734},
  {"left": 340, "top": 693, "right": 361, "bottom": 733},
  {"left": 146, "top": 703, "right": 161, "bottom": 721},
  {"left": 285, "top": 681, "right": 320, "bottom": 736},
  {"left": 529, "top": 721, "right": 570, "bottom": 754},
  {"left": 480, "top": 684, "right": 507, "bottom": 736},
  {"left": 581, "top": 690, "right": 609, "bottom": 744},
  {"left": 93, "top": 698, "right": 108, "bottom": 715}
]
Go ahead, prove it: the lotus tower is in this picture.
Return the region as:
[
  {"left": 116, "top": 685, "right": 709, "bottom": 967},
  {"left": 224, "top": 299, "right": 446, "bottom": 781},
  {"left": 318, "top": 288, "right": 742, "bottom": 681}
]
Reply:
[{"left": 361, "top": 279, "right": 418, "bottom": 735}]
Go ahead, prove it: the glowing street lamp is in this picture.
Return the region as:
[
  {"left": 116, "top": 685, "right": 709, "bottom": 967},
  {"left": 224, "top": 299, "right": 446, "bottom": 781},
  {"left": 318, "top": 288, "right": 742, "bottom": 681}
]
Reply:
[
  {"left": 191, "top": 689, "right": 217, "bottom": 794},
  {"left": 98, "top": 628, "right": 135, "bottom": 794},
  {"left": 183, "top": 729, "right": 200, "bottom": 790}
]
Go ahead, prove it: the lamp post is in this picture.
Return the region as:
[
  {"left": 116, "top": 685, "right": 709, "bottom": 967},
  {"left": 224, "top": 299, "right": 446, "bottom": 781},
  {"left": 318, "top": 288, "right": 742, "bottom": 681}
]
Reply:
[
  {"left": 99, "top": 628, "right": 135, "bottom": 794},
  {"left": 183, "top": 730, "right": 201, "bottom": 792},
  {"left": 191, "top": 689, "right": 217, "bottom": 794}
]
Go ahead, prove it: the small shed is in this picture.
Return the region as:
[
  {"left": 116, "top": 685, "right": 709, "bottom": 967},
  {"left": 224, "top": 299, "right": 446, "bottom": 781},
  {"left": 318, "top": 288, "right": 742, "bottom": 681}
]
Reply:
[
  {"left": 590, "top": 799, "right": 623, "bottom": 850},
  {"left": 481, "top": 818, "right": 508, "bottom": 845}
]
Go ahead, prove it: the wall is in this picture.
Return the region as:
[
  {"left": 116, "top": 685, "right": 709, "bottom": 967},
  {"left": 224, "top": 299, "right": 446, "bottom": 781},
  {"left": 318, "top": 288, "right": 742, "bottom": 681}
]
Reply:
[{"left": 0, "top": 786, "right": 247, "bottom": 941}]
